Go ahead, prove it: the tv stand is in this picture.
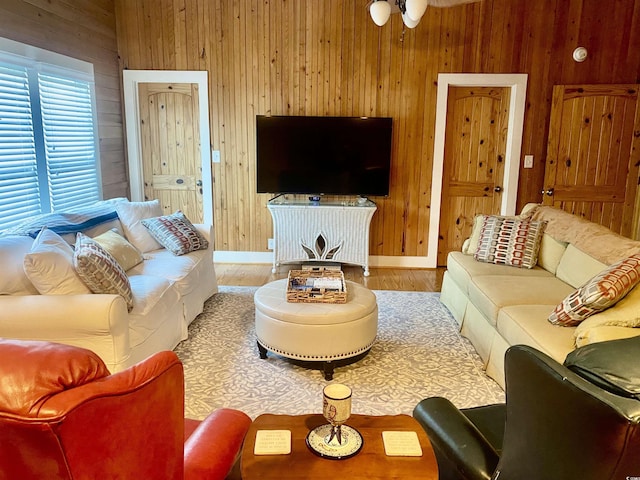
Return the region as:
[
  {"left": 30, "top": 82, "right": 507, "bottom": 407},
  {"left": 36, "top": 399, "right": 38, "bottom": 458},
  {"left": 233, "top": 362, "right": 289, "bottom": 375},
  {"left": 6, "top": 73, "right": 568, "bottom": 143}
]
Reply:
[{"left": 267, "top": 198, "right": 377, "bottom": 276}]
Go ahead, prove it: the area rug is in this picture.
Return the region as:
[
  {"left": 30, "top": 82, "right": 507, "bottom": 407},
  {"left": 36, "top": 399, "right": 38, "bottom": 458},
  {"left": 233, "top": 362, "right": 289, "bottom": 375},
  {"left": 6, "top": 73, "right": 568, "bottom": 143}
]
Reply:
[{"left": 175, "top": 286, "right": 504, "bottom": 420}]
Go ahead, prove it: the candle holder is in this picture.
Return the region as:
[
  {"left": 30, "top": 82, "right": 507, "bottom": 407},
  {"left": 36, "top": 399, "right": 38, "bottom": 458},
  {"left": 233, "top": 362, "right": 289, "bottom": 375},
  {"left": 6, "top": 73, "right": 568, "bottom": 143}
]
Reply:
[{"left": 306, "top": 383, "right": 364, "bottom": 459}]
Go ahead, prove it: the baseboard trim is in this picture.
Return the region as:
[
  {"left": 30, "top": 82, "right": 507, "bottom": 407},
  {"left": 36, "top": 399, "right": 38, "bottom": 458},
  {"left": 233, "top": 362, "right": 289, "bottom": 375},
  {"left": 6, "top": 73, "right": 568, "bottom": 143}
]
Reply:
[{"left": 213, "top": 251, "right": 433, "bottom": 269}]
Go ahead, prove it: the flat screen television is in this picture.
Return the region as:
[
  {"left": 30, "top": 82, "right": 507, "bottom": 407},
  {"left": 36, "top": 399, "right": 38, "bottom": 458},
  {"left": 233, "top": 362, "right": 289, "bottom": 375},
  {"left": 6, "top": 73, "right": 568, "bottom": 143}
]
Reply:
[{"left": 256, "top": 115, "right": 392, "bottom": 196}]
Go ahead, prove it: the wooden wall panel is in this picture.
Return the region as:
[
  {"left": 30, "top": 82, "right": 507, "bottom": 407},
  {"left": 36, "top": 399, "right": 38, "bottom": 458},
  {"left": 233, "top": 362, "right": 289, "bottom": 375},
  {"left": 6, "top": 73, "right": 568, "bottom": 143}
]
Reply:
[
  {"left": 112, "top": 0, "right": 640, "bottom": 256},
  {"left": 0, "top": 0, "right": 127, "bottom": 199},
  {"left": 7, "top": 0, "right": 639, "bottom": 257}
]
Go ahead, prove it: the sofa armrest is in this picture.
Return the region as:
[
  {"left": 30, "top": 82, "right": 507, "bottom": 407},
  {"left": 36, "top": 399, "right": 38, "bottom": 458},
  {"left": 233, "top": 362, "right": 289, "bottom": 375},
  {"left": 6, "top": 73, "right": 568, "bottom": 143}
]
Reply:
[
  {"left": 194, "top": 223, "right": 213, "bottom": 247},
  {"left": 184, "top": 408, "right": 252, "bottom": 480},
  {"left": 413, "top": 397, "right": 501, "bottom": 480},
  {"left": 0, "top": 294, "right": 130, "bottom": 367}
]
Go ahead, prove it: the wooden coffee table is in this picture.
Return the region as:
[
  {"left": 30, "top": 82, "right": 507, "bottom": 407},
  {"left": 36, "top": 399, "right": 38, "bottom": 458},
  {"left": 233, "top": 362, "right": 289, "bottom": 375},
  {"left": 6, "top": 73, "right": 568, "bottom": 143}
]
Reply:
[{"left": 240, "top": 413, "right": 438, "bottom": 479}]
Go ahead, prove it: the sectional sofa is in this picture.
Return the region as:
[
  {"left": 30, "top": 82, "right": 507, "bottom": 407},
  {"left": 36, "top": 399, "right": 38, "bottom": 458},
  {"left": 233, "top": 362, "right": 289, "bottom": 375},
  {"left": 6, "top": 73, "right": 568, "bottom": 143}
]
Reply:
[
  {"left": 0, "top": 198, "right": 217, "bottom": 372},
  {"left": 441, "top": 204, "right": 640, "bottom": 388}
]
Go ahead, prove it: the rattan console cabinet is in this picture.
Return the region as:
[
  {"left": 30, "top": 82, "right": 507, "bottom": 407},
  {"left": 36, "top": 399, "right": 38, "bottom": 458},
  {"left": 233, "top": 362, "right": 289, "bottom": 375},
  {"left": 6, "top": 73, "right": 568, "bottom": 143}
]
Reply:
[{"left": 267, "top": 198, "right": 377, "bottom": 276}]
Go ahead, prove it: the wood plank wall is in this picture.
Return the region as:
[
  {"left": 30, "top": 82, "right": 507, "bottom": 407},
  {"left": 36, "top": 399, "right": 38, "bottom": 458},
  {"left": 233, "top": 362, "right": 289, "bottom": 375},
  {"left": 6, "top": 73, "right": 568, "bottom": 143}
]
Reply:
[
  {"left": 0, "top": 0, "right": 127, "bottom": 200},
  {"left": 3, "top": 1, "right": 640, "bottom": 257}
]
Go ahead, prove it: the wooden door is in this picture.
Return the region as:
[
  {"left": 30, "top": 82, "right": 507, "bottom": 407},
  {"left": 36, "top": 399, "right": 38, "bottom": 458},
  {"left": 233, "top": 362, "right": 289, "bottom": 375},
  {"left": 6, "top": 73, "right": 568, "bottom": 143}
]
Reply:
[
  {"left": 437, "top": 86, "right": 511, "bottom": 265},
  {"left": 543, "top": 85, "right": 640, "bottom": 237},
  {"left": 138, "top": 83, "right": 204, "bottom": 223}
]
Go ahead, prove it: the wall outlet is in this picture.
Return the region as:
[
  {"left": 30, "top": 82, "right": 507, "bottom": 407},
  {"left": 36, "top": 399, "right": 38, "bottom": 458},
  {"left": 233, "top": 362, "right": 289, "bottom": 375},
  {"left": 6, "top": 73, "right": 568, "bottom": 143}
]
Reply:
[
  {"left": 267, "top": 238, "right": 274, "bottom": 250},
  {"left": 212, "top": 149, "right": 221, "bottom": 163},
  {"left": 524, "top": 154, "right": 534, "bottom": 168}
]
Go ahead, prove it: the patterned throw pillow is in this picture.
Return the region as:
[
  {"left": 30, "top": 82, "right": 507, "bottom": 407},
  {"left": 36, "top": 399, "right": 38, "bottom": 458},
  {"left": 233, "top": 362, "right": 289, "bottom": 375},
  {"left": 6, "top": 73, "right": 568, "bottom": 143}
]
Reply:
[
  {"left": 474, "top": 216, "right": 546, "bottom": 269},
  {"left": 549, "top": 253, "right": 640, "bottom": 327},
  {"left": 141, "top": 211, "right": 208, "bottom": 256},
  {"left": 73, "top": 233, "right": 134, "bottom": 311}
]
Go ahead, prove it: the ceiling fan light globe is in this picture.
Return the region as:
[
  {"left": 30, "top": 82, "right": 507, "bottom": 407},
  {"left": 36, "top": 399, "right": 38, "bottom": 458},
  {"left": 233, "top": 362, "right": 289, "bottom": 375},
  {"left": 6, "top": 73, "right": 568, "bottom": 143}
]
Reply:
[
  {"left": 401, "top": 11, "right": 420, "bottom": 28},
  {"left": 370, "top": 1, "right": 392, "bottom": 26},
  {"left": 406, "top": 0, "right": 429, "bottom": 21}
]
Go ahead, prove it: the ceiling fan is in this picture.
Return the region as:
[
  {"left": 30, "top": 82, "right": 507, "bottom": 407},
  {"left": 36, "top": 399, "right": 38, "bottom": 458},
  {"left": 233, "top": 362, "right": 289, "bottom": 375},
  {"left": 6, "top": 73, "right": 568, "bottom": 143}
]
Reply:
[{"left": 367, "top": 0, "right": 481, "bottom": 28}]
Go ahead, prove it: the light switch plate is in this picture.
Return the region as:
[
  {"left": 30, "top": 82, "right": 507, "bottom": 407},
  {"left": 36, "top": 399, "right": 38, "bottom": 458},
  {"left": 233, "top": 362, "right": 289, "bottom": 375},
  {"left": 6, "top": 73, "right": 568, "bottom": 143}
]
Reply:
[
  {"left": 212, "top": 149, "right": 221, "bottom": 163},
  {"left": 524, "top": 155, "right": 534, "bottom": 168}
]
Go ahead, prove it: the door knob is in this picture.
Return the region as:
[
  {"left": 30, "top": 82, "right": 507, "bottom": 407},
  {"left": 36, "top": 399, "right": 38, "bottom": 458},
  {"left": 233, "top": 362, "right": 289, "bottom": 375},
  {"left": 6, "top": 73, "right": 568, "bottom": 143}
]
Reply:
[
  {"left": 540, "top": 188, "right": 554, "bottom": 196},
  {"left": 494, "top": 186, "right": 502, "bottom": 193}
]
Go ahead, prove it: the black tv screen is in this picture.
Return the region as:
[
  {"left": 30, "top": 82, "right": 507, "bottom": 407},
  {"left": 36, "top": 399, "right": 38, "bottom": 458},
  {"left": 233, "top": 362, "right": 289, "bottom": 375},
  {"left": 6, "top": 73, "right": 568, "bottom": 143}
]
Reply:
[{"left": 256, "top": 115, "right": 392, "bottom": 196}]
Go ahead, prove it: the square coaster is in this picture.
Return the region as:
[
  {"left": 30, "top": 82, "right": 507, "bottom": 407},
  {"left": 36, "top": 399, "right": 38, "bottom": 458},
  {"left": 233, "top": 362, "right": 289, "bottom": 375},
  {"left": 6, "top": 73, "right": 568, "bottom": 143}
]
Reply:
[
  {"left": 382, "top": 431, "right": 423, "bottom": 457},
  {"left": 254, "top": 429, "right": 292, "bottom": 455}
]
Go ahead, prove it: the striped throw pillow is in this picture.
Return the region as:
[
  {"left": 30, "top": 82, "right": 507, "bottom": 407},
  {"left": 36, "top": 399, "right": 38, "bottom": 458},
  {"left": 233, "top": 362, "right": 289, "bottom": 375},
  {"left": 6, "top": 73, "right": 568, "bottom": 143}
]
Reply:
[
  {"left": 73, "top": 233, "right": 134, "bottom": 311},
  {"left": 474, "top": 216, "right": 546, "bottom": 269},
  {"left": 549, "top": 253, "right": 640, "bottom": 327}
]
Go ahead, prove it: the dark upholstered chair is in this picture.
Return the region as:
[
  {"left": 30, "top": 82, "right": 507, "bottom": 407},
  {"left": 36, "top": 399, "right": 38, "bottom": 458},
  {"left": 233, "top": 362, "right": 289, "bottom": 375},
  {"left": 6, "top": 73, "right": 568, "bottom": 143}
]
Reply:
[
  {"left": 0, "top": 339, "right": 251, "bottom": 479},
  {"left": 413, "top": 343, "right": 640, "bottom": 480}
]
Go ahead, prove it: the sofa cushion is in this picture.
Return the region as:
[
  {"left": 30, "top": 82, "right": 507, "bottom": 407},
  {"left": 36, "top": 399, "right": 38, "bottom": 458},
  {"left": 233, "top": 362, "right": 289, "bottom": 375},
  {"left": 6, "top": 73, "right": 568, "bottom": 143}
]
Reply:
[
  {"left": 73, "top": 233, "right": 134, "bottom": 311},
  {"left": 496, "top": 305, "right": 576, "bottom": 363},
  {"left": 141, "top": 211, "right": 209, "bottom": 256},
  {"left": 575, "top": 325, "right": 640, "bottom": 347},
  {"left": 447, "top": 251, "right": 551, "bottom": 295},
  {"left": 0, "top": 236, "right": 38, "bottom": 295},
  {"left": 555, "top": 244, "right": 608, "bottom": 289},
  {"left": 549, "top": 254, "right": 640, "bottom": 327},
  {"left": 23, "top": 229, "right": 91, "bottom": 295},
  {"left": 128, "top": 248, "right": 210, "bottom": 297},
  {"left": 574, "top": 284, "right": 640, "bottom": 334},
  {"left": 115, "top": 200, "right": 163, "bottom": 253},
  {"left": 92, "top": 229, "right": 143, "bottom": 271},
  {"left": 474, "top": 216, "right": 546, "bottom": 269},
  {"left": 128, "top": 276, "right": 181, "bottom": 348},
  {"left": 128, "top": 274, "right": 175, "bottom": 317},
  {"left": 537, "top": 234, "right": 568, "bottom": 275},
  {"left": 469, "top": 275, "right": 574, "bottom": 326}
]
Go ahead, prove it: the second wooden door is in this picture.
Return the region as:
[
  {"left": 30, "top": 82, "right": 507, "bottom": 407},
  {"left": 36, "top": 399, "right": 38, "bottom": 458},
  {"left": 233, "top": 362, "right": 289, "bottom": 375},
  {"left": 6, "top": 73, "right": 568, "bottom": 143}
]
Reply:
[{"left": 543, "top": 84, "right": 640, "bottom": 237}]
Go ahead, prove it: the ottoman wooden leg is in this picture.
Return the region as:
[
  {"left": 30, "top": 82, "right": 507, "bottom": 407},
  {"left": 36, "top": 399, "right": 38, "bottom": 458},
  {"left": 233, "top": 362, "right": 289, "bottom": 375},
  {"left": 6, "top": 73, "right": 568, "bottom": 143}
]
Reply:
[
  {"left": 323, "top": 361, "right": 335, "bottom": 381},
  {"left": 257, "top": 341, "right": 268, "bottom": 359}
]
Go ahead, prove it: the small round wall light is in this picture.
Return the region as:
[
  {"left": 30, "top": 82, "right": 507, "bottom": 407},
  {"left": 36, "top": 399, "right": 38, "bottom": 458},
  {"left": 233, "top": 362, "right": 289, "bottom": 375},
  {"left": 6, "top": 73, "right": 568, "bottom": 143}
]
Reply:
[{"left": 572, "top": 46, "right": 588, "bottom": 63}]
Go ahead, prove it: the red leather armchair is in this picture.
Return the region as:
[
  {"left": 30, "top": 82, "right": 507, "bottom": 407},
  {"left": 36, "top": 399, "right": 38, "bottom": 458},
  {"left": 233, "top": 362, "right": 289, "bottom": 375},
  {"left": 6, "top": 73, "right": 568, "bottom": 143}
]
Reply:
[{"left": 0, "top": 339, "right": 251, "bottom": 479}]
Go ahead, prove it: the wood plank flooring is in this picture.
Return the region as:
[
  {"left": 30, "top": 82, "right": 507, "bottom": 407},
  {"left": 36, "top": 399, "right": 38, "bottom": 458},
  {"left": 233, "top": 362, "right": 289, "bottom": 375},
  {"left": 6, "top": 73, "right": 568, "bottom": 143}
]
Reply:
[{"left": 214, "top": 263, "right": 445, "bottom": 292}]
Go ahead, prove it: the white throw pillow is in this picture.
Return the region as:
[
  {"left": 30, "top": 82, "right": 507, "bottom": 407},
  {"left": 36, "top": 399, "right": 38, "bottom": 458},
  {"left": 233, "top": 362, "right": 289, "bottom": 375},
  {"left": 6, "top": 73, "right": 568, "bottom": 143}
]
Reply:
[
  {"left": 0, "top": 236, "right": 39, "bottom": 295},
  {"left": 115, "top": 200, "right": 163, "bottom": 253},
  {"left": 23, "top": 229, "right": 91, "bottom": 295}
]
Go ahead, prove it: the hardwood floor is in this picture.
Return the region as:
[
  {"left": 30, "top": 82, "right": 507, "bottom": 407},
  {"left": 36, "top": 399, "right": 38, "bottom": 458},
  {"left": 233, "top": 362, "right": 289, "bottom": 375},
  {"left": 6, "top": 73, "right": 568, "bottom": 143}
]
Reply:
[{"left": 214, "top": 263, "right": 445, "bottom": 292}]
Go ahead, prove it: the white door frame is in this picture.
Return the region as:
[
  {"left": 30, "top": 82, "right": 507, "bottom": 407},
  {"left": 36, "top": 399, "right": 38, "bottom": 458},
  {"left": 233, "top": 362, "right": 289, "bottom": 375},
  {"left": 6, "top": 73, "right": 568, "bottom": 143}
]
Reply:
[
  {"left": 426, "top": 73, "right": 528, "bottom": 268},
  {"left": 122, "top": 70, "right": 213, "bottom": 226}
]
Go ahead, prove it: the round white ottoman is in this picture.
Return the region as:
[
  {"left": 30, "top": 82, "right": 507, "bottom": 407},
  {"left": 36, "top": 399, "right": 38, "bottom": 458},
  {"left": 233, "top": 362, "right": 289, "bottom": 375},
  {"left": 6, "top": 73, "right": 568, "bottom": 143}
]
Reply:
[{"left": 254, "top": 278, "right": 378, "bottom": 380}]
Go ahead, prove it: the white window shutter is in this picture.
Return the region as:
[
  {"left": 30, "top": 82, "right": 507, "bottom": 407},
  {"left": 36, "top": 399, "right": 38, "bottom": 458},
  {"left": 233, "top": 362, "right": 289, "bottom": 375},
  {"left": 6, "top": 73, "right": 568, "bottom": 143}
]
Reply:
[
  {"left": 39, "top": 73, "right": 99, "bottom": 212},
  {"left": 0, "top": 64, "right": 40, "bottom": 230}
]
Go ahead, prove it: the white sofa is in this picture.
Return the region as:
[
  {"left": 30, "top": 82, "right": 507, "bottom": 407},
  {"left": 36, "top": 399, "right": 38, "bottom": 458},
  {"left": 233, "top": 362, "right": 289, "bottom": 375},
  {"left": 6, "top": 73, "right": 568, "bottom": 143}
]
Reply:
[
  {"left": 0, "top": 199, "right": 217, "bottom": 372},
  {"left": 441, "top": 204, "right": 640, "bottom": 388}
]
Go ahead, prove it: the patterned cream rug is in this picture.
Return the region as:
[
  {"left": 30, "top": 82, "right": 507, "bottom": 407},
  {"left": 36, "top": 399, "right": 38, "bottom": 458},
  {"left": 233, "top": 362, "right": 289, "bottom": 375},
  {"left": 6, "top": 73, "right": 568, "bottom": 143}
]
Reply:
[{"left": 175, "top": 286, "right": 504, "bottom": 420}]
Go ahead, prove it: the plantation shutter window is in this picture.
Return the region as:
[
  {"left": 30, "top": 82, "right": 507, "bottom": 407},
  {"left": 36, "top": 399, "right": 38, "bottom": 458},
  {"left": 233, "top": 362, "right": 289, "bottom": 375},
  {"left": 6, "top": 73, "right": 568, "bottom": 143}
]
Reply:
[
  {"left": 0, "top": 39, "right": 100, "bottom": 232},
  {"left": 0, "top": 64, "right": 40, "bottom": 229},
  {"left": 39, "top": 74, "right": 100, "bottom": 212}
]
